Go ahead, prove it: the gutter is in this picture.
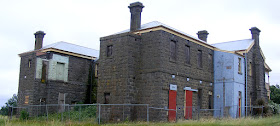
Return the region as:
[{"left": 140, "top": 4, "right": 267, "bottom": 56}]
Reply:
[{"left": 245, "top": 53, "right": 248, "bottom": 116}]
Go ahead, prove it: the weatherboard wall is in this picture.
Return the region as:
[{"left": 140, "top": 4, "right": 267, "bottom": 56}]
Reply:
[{"left": 213, "top": 51, "right": 245, "bottom": 118}]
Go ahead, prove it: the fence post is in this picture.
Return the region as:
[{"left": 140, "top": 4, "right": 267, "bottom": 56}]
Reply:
[
  {"left": 10, "top": 107, "right": 13, "bottom": 120},
  {"left": 197, "top": 106, "right": 200, "bottom": 120},
  {"left": 123, "top": 105, "right": 124, "bottom": 121},
  {"left": 176, "top": 106, "right": 178, "bottom": 122},
  {"left": 147, "top": 104, "right": 149, "bottom": 123},
  {"left": 46, "top": 105, "right": 48, "bottom": 121},
  {"left": 250, "top": 106, "right": 254, "bottom": 116},
  {"left": 261, "top": 106, "right": 263, "bottom": 117},
  {"left": 68, "top": 105, "right": 70, "bottom": 121},
  {"left": 61, "top": 104, "right": 63, "bottom": 122},
  {"left": 79, "top": 105, "right": 81, "bottom": 122},
  {"left": 98, "top": 104, "right": 101, "bottom": 124}
]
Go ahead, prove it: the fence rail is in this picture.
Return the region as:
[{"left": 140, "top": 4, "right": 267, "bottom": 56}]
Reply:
[{"left": 9, "top": 104, "right": 264, "bottom": 124}]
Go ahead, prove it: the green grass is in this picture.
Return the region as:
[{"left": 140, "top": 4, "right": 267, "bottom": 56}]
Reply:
[{"left": 1, "top": 115, "right": 280, "bottom": 126}]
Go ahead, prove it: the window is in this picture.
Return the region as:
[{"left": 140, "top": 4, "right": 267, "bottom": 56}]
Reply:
[
  {"left": 95, "top": 64, "right": 98, "bottom": 77},
  {"left": 238, "top": 58, "right": 242, "bottom": 74},
  {"left": 58, "top": 93, "right": 66, "bottom": 112},
  {"left": 40, "top": 98, "right": 46, "bottom": 103},
  {"left": 208, "top": 91, "right": 213, "bottom": 109},
  {"left": 197, "top": 50, "right": 202, "bottom": 68},
  {"left": 56, "top": 62, "right": 65, "bottom": 81},
  {"left": 170, "top": 40, "right": 176, "bottom": 61},
  {"left": 28, "top": 60, "right": 31, "bottom": 68},
  {"left": 185, "top": 45, "right": 190, "bottom": 64},
  {"left": 198, "top": 89, "right": 202, "bottom": 108},
  {"left": 24, "top": 96, "right": 29, "bottom": 104},
  {"left": 41, "top": 61, "right": 48, "bottom": 83},
  {"left": 208, "top": 54, "right": 213, "bottom": 70},
  {"left": 104, "top": 93, "right": 110, "bottom": 104},
  {"left": 107, "top": 45, "right": 113, "bottom": 57},
  {"left": 249, "top": 62, "right": 252, "bottom": 76}
]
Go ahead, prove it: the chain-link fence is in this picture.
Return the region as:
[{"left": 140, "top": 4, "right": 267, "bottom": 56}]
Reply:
[{"left": 9, "top": 104, "right": 264, "bottom": 124}]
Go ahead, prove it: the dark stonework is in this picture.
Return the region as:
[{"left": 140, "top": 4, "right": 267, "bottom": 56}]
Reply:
[
  {"left": 97, "top": 30, "right": 214, "bottom": 121},
  {"left": 246, "top": 27, "right": 267, "bottom": 107},
  {"left": 129, "top": 2, "right": 144, "bottom": 31},
  {"left": 197, "top": 30, "right": 209, "bottom": 42},
  {"left": 17, "top": 51, "right": 94, "bottom": 114},
  {"left": 34, "top": 31, "right": 46, "bottom": 50}
]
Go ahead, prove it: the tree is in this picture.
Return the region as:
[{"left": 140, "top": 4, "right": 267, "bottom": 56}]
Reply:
[
  {"left": 0, "top": 94, "right": 17, "bottom": 115},
  {"left": 270, "top": 85, "right": 280, "bottom": 104}
]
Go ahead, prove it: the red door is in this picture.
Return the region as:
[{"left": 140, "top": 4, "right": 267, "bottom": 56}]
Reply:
[
  {"left": 238, "top": 91, "right": 241, "bottom": 117},
  {"left": 185, "top": 90, "right": 193, "bottom": 119},
  {"left": 168, "top": 90, "right": 177, "bottom": 122}
]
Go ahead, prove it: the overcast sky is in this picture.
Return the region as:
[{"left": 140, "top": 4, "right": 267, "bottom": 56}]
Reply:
[{"left": 0, "top": 0, "right": 279, "bottom": 107}]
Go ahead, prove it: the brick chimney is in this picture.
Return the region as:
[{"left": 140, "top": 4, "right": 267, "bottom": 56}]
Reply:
[
  {"left": 34, "top": 31, "right": 46, "bottom": 50},
  {"left": 197, "top": 30, "right": 209, "bottom": 42},
  {"left": 250, "top": 27, "right": 261, "bottom": 47},
  {"left": 128, "top": 2, "right": 144, "bottom": 31}
]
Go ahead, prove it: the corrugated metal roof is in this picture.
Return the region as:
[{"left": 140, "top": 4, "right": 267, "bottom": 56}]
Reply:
[
  {"left": 211, "top": 39, "right": 254, "bottom": 51},
  {"left": 40, "top": 41, "right": 99, "bottom": 58},
  {"left": 114, "top": 21, "right": 207, "bottom": 43}
]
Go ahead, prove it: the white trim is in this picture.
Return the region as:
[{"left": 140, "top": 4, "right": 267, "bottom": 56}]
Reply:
[
  {"left": 170, "top": 84, "right": 177, "bottom": 91},
  {"left": 183, "top": 87, "right": 198, "bottom": 92}
]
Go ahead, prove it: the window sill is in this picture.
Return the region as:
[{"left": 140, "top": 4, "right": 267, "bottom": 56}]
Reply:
[{"left": 238, "top": 72, "right": 243, "bottom": 75}]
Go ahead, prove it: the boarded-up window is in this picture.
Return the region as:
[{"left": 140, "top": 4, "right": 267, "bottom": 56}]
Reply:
[
  {"left": 56, "top": 62, "right": 65, "bottom": 81},
  {"left": 28, "top": 60, "right": 31, "bottom": 68},
  {"left": 185, "top": 45, "right": 190, "bottom": 64},
  {"left": 95, "top": 64, "right": 98, "bottom": 77},
  {"left": 197, "top": 50, "right": 202, "bottom": 68},
  {"left": 170, "top": 40, "right": 176, "bottom": 61},
  {"left": 107, "top": 45, "right": 113, "bottom": 57},
  {"left": 58, "top": 93, "right": 66, "bottom": 112},
  {"left": 24, "top": 96, "right": 29, "bottom": 104},
  {"left": 41, "top": 61, "right": 48, "bottom": 83},
  {"left": 208, "top": 54, "right": 213, "bottom": 70},
  {"left": 198, "top": 89, "right": 202, "bottom": 108},
  {"left": 238, "top": 58, "right": 242, "bottom": 74},
  {"left": 249, "top": 62, "right": 252, "bottom": 76},
  {"left": 104, "top": 93, "right": 110, "bottom": 104}
]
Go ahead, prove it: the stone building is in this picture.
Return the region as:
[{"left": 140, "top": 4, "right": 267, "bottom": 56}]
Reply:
[
  {"left": 17, "top": 31, "right": 99, "bottom": 111},
  {"left": 97, "top": 2, "right": 214, "bottom": 122},
  {"left": 97, "top": 2, "right": 271, "bottom": 121},
  {"left": 16, "top": 1, "right": 272, "bottom": 122}
]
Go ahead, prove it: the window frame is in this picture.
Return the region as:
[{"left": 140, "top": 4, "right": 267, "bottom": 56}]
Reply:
[
  {"left": 170, "top": 40, "right": 177, "bottom": 61},
  {"left": 56, "top": 62, "right": 65, "bottom": 81},
  {"left": 238, "top": 58, "right": 242, "bottom": 74},
  {"left": 107, "top": 45, "right": 113, "bottom": 57},
  {"left": 249, "top": 62, "right": 252, "bottom": 76},
  {"left": 24, "top": 96, "right": 29, "bottom": 104},
  {"left": 197, "top": 50, "right": 202, "bottom": 68},
  {"left": 185, "top": 45, "right": 190, "bottom": 64},
  {"left": 208, "top": 53, "right": 213, "bottom": 71}
]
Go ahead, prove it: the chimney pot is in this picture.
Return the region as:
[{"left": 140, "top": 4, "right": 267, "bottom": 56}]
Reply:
[
  {"left": 197, "top": 30, "right": 209, "bottom": 42},
  {"left": 129, "top": 2, "right": 144, "bottom": 31},
  {"left": 34, "top": 31, "right": 46, "bottom": 50}
]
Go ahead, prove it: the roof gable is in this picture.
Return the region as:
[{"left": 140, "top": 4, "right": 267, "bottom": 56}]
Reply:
[
  {"left": 19, "top": 41, "right": 99, "bottom": 60},
  {"left": 112, "top": 21, "right": 215, "bottom": 49}
]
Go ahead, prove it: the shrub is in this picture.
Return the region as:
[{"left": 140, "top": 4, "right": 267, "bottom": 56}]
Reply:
[
  {"left": 269, "top": 100, "right": 280, "bottom": 114},
  {"left": 255, "top": 98, "right": 272, "bottom": 116},
  {"left": 20, "top": 110, "right": 29, "bottom": 120}
]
